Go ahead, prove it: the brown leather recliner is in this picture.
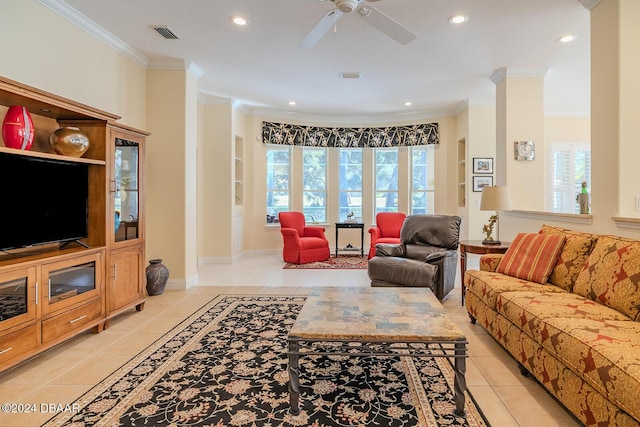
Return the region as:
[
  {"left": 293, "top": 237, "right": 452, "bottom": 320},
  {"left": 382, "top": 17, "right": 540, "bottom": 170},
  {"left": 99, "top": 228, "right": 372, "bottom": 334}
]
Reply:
[{"left": 367, "top": 214, "right": 461, "bottom": 300}]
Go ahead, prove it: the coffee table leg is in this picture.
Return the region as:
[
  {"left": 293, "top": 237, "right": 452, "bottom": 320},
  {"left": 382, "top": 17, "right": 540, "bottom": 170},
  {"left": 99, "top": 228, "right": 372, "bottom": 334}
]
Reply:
[
  {"left": 288, "top": 339, "right": 301, "bottom": 415},
  {"left": 453, "top": 341, "right": 467, "bottom": 417}
]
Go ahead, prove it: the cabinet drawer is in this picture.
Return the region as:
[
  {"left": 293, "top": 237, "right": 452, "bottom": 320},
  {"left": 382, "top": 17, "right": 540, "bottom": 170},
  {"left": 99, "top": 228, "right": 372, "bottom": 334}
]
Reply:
[
  {"left": 0, "top": 324, "right": 38, "bottom": 366},
  {"left": 41, "top": 299, "right": 104, "bottom": 345}
]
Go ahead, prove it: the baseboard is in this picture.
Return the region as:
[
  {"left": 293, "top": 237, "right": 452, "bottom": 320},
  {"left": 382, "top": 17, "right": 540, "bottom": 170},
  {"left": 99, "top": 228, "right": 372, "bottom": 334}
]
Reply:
[
  {"left": 198, "top": 249, "right": 279, "bottom": 265},
  {"left": 165, "top": 273, "right": 199, "bottom": 290}
]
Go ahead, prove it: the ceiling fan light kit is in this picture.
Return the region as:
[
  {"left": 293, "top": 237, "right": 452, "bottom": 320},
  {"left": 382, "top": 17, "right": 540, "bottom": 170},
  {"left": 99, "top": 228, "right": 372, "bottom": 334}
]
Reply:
[{"left": 335, "top": 0, "right": 359, "bottom": 13}]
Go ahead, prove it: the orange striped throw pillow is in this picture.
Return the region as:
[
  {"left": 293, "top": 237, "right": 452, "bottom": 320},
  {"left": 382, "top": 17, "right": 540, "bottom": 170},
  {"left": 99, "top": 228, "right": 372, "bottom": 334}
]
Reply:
[{"left": 496, "top": 233, "right": 566, "bottom": 284}]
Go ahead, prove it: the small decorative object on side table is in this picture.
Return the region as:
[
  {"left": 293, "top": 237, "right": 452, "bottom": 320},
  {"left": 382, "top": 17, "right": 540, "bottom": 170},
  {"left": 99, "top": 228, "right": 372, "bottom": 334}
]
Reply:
[
  {"left": 459, "top": 240, "right": 511, "bottom": 305},
  {"left": 479, "top": 185, "right": 512, "bottom": 244}
]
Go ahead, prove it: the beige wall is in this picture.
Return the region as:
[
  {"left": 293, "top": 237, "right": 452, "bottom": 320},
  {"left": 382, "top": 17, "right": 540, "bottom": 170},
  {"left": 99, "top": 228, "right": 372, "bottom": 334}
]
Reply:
[
  {"left": 465, "top": 106, "right": 498, "bottom": 241},
  {"left": 199, "top": 103, "right": 233, "bottom": 260},
  {"left": 495, "top": 73, "right": 545, "bottom": 211},
  {"left": 145, "top": 70, "right": 189, "bottom": 283},
  {"left": 184, "top": 71, "right": 199, "bottom": 284},
  {"left": 617, "top": 0, "right": 640, "bottom": 218},
  {"left": 0, "top": 0, "right": 146, "bottom": 129}
]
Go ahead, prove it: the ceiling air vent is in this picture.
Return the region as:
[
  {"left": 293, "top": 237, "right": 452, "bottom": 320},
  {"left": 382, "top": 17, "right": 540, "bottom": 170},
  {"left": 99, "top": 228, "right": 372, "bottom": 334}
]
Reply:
[
  {"left": 152, "top": 26, "right": 179, "bottom": 40},
  {"left": 339, "top": 72, "right": 362, "bottom": 79}
]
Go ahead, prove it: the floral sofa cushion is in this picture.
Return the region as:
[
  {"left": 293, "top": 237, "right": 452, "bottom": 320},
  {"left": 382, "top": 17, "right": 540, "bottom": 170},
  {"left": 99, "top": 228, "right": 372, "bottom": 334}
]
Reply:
[
  {"left": 496, "top": 233, "right": 566, "bottom": 284},
  {"left": 464, "top": 270, "right": 566, "bottom": 310},
  {"left": 496, "top": 291, "right": 630, "bottom": 343},
  {"left": 539, "top": 224, "right": 598, "bottom": 291},
  {"left": 574, "top": 235, "right": 640, "bottom": 321}
]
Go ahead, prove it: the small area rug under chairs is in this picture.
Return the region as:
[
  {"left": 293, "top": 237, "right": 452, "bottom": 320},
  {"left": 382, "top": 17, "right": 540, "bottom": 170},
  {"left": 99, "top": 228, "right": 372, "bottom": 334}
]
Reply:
[
  {"left": 43, "top": 295, "right": 489, "bottom": 427},
  {"left": 283, "top": 255, "right": 368, "bottom": 269}
]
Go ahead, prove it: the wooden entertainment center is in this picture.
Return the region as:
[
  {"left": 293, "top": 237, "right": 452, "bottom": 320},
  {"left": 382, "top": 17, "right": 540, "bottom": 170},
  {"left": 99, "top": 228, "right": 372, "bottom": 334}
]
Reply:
[{"left": 0, "top": 76, "right": 148, "bottom": 373}]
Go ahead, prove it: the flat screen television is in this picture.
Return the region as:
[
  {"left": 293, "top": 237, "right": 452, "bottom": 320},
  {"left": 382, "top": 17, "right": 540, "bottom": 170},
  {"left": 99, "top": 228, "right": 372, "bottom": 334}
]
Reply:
[{"left": 0, "top": 152, "right": 89, "bottom": 251}]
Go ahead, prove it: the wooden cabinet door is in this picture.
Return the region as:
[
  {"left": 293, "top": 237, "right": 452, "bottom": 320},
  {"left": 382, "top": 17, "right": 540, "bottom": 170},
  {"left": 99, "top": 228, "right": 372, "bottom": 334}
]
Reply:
[{"left": 108, "top": 246, "right": 144, "bottom": 314}]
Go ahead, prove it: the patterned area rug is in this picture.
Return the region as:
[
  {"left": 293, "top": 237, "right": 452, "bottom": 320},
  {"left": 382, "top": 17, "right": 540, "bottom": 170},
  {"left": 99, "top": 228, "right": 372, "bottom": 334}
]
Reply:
[
  {"left": 44, "top": 295, "right": 489, "bottom": 427},
  {"left": 284, "top": 255, "right": 368, "bottom": 269}
]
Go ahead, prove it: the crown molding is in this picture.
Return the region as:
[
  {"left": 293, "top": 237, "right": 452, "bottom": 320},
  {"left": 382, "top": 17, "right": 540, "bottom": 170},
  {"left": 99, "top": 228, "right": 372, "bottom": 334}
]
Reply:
[
  {"left": 36, "top": 0, "right": 148, "bottom": 68},
  {"left": 578, "top": 0, "right": 602, "bottom": 10},
  {"left": 146, "top": 59, "right": 204, "bottom": 78},
  {"left": 490, "top": 67, "right": 548, "bottom": 84},
  {"left": 199, "top": 92, "right": 233, "bottom": 106}
]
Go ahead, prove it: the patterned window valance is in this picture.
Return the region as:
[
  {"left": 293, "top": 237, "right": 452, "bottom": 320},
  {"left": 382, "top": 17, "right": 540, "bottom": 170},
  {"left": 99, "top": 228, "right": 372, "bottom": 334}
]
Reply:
[{"left": 262, "top": 121, "right": 438, "bottom": 148}]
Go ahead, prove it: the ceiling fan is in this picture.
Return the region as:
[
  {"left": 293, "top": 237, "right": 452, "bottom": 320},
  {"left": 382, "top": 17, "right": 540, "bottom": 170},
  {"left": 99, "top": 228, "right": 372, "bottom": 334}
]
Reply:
[{"left": 300, "top": 0, "right": 417, "bottom": 48}]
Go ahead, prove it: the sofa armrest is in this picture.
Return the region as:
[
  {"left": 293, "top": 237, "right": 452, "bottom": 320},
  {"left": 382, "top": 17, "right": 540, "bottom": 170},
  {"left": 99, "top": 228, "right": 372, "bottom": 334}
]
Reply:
[
  {"left": 375, "top": 243, "right": 405, "bottom": 257},
  {"left": 480, "top": 254, "right": 504, "bottom": 272}
]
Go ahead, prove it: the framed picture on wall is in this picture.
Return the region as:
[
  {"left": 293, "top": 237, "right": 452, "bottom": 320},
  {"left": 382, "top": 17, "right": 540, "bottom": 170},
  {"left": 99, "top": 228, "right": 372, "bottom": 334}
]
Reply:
[
  {"left": 472, "top": 157, "right": 493, "bottom": 174},
  {"left": 473, "top": 176, "right": 493, "bottom": 192}
]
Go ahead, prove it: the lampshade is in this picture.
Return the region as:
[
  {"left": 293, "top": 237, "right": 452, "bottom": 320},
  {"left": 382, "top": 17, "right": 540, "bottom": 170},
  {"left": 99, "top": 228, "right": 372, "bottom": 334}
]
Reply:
[{"left": 480, "top": 186, "right": 512, "bottom": 211}]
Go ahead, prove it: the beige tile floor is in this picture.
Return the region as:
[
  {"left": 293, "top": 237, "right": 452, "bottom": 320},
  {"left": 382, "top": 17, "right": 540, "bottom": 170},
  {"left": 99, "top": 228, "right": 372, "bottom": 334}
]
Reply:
[{"left": 0, "top": 252, "right": 581, "bottom": 427}]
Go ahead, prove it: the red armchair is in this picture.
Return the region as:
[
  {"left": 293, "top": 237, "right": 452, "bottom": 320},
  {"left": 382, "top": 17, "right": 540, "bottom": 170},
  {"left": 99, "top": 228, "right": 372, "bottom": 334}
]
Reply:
[
  {"left": 368, "top": 212, "right": 407, "bottom": 259},
  {"left": 278, "top": 212, "right": 330, "bottom": 264}
]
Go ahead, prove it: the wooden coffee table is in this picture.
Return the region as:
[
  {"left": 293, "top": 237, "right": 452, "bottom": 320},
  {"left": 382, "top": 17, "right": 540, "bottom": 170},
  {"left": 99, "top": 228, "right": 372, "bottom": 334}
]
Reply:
[{"left": 287, "top": 287, "right": 468, "bottom": 417}]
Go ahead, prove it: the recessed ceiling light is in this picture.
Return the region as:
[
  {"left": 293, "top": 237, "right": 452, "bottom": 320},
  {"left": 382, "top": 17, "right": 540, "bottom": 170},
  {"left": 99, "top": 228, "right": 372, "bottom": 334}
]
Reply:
[
  {"left": 404, "top": 101, "right": 413, "bottom": 106},
  {"left": 231, "top": 16, "right": 247, "bottom": 26},
  {"left": 448, "top": 15, "right": 468, "bottom": 25},
  {"left": 288, "top": 101, "right": 297, "bottom": 106},
  {"left": 557, "top": 34, "right": 576, "bottom": 43}
]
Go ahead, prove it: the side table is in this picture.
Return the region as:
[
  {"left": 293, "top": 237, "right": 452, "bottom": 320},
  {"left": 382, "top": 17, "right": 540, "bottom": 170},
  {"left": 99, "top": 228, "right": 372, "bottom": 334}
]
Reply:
[
  {"left": 459, "top": 240, "right": 511, "bottom": 305},
  {"left": 335, "top": 222, "right": 365, "bottom": 257}
]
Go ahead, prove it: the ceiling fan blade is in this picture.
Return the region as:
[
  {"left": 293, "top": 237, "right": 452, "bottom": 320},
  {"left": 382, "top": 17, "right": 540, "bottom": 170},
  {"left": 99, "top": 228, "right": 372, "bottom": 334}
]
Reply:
[
  {"left": 299, "top": 8, "right": 345, "bottom": 48},
  {"left": 357, "top": 5, "right": 417, "bottom": 45}
]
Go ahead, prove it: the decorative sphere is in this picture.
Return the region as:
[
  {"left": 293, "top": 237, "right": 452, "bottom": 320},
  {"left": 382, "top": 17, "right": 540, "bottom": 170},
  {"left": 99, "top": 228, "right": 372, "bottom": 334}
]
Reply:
[{"left": 49, "top": 127, "right": 90, "bottom": 157}]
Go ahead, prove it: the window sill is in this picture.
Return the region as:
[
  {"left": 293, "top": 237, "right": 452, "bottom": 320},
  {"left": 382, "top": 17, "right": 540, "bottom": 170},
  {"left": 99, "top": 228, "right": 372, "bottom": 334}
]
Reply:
[
  {"left": 504, "top": 210, "right": 592, "bottom": 224},
  {"left": 612, "top": 216, "right": 640, "bottom": 230}
]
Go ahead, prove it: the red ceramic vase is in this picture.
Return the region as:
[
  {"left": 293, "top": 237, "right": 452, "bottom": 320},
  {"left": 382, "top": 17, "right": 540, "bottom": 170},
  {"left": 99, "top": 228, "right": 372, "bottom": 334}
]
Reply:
[{"left": 2, "top": 106, "right": 35, "bottom": 150}]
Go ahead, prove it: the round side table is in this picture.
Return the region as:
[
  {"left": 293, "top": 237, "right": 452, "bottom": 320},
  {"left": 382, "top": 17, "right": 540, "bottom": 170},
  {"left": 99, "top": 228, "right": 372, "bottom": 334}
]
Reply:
[{"left": 459, "top": 240, "right": 511, "bottom": 305}]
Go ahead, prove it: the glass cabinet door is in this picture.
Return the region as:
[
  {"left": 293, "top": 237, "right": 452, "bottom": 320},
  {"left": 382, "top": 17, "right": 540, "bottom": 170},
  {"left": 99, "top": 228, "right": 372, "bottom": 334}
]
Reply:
[
  {"left": 114, "top": 138, "right": 139, "bottom": 242},
  {"left": 0, "top": 267, "right": 37, "bottom": 329}
]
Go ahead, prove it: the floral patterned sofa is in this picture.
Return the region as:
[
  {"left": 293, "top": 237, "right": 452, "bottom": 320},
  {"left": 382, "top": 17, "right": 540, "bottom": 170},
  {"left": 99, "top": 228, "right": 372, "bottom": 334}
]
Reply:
[{"left": 465, "top": 225, "right": 640, "bottom": 426}]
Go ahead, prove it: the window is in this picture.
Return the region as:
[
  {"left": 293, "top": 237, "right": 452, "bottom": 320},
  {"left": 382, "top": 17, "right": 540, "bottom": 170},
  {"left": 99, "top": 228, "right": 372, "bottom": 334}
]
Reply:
[
  {"left": 338, "top": 149, "right": 363, "bottom": 221},
  {"left": 411, "top": 146, "right": 435, "bottom": 214},
  {"left": 374, "top": 148, "right": 398, "bottom": 215},
  {"left": 302, "top": 148, "right": 327, "bottom": 223},
  {"left": 550, "top": 142, "right": 591, "bottom": 214},
  {"left": 266, "top": 146, "right": 290, "bottom": 223}
]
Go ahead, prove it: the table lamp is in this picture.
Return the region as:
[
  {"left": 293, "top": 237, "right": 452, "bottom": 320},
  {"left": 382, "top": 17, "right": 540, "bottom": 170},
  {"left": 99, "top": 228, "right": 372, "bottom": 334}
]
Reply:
[{"left": 480, "top": 186, "right": 512, "bottom": 244}]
